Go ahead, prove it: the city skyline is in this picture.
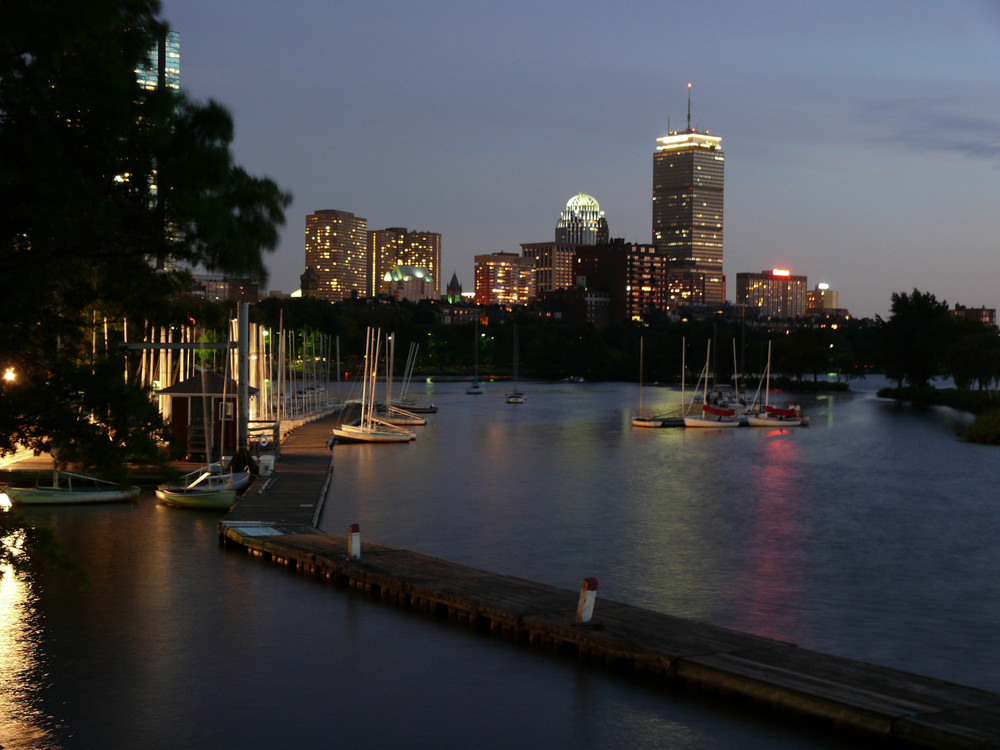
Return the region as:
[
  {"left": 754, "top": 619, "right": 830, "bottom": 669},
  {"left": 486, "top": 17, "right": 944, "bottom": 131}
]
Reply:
[{"left": 161, "top": 0, "right": 1000, "bottom": 318}]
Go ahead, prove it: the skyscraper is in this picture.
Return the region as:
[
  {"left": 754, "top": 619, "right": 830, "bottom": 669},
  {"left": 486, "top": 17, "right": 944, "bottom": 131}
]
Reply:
[
  {"left": 555, "top": 193, "right": 606, "bottom": 245},
  {"left": 303, "top": 209, "right": 368, "bottom": 302},
  {"left": 137, "top": 30, "right": 180, "bottom": 91},
  {"left": 652, "top": 88, "right": 725, "bottom": 306}
]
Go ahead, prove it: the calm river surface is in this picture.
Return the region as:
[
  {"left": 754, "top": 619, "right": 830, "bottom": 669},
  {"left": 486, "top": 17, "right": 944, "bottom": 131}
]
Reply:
[{"left": 2, "top": 377, "right": 998, "bottom": 748}]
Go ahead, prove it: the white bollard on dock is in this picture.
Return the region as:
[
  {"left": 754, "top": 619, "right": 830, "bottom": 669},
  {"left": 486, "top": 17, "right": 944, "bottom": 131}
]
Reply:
[
  {"left": 348, "top": 523, "right": 361, "bottom": 560},
  {"left": 575, "top": 577, "right": 598, "bottom": 624}
]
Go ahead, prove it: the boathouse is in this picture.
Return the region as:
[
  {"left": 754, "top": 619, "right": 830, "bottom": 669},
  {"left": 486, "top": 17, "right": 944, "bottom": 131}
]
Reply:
[{"left": 156, "top": 371, "right": 258, "bottom": 460}]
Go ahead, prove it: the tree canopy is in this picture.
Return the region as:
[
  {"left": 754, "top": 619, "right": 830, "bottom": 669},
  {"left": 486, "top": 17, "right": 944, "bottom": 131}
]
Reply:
[{"left": 0, "top": 0, "right": 291, "bottom": 475}]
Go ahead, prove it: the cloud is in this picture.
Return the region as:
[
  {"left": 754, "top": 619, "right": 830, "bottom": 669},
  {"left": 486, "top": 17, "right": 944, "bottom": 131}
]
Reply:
[{"left": 862, "top": 95, "right": 1000, "bottom": 161}]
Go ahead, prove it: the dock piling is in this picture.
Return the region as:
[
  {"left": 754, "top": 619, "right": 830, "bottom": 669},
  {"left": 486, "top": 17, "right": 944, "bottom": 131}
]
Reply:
[
  {"left": 575, "top": 577, "right": 598, "bottom": 624},
  {"left": 348, "top": 523, "right": 361, "bottom": 560}
]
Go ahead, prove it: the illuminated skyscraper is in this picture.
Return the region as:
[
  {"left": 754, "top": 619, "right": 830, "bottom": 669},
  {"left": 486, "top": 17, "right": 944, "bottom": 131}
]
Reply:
[
  {"left": 652, "top": 87, "right": 724, "bottom": 306},
  {"left": 555, "top": 193, "right": 606, "bottom": 245},
  {"left": 304, "top": 209, "right": 368, "bottom": 302},
  {"left": 137, "top": 30, "right": 180, "bottom": 91}
]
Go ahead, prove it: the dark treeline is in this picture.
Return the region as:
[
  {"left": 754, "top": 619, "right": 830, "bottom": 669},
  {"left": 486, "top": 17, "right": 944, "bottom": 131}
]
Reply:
[{"left": 250, "top": 296, "right": 882, "bottom": 386}]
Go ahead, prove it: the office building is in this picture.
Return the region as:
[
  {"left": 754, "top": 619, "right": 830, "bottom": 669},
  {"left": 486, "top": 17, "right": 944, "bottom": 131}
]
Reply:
[
  {"left": 303, "top": 209, "right": 368, "bottom": 302},
  {"left": 555, "top": 193, "right": 606, "bottom": 245},
  {"left": 653, "top": 92, "right": 725, "bottom": 306},
  {"left": 474, "top": 252, "right": 536, "bottom": 306},
  {"left": 520, "top": 242, "right": 578, "bottom": 296},
  {"left": 137, "top": 30, "right": 180, "bottom": 91},
  {"left": 736, "top": 269, "right": 808, "bottom": 319},
  {"left": 368, "top": 228, "right": 442, "bottom": 297}
]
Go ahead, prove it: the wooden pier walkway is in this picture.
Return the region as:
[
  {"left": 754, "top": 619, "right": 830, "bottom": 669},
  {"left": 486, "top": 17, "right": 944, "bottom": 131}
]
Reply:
[{"left": 219, "top": 415, "right": 1000, "bottom": 749}]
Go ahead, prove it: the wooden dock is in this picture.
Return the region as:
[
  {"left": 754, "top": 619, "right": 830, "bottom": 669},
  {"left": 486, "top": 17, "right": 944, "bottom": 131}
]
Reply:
[{"left": 220, "top": 415, "right": 1000, "bottom": 749}]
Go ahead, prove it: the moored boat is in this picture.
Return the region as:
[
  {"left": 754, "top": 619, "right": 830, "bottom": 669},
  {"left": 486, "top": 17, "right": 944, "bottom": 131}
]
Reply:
[
  {"left": 155, "top": 486, "right": 237, "bottom": 510},
  {"left": 155, "top": 466, "right": 251, "bottom": 510},
  {"left": 330, "top": 328, "right": 416, "bottom": 444},
  {"left": 3, "top": 471, "right": 140, "bottom": 505}
]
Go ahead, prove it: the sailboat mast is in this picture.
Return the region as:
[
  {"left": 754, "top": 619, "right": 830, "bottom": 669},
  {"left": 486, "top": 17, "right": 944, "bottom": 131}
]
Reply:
[{"left": 765, "top": 340, "right": 772, "bottom": 409}]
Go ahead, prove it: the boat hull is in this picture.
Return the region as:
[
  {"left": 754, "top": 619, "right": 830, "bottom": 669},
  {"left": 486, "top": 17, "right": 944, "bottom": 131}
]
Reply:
[
  {"left": 746, "top": 415, "right": 805, "bottom": 427},
  {"left": 390, "top": 400, "right": 438, "bottom": 413},
  {"left": 5, "top": 486, "right": 140, "bottom": 505},
  {"left": 155, "top": 488, "right": 237, "bottom": 510},
  {"left": 683, "top": 416, "right": 742, "bottom": 428},
  {"left": 331, "top": 424, "right": 414, "bottom": 443},
  {"left": 506, "top": 392, "right": 525, "bottom": 404},
  {"left": 631, "top": 416, "right": 664, "bottom": 428}
]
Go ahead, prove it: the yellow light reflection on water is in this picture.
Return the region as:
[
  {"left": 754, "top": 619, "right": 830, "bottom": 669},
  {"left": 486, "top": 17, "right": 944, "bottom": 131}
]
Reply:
[{"left": 0, "top": 531, "right": 56, "bottom": 748}]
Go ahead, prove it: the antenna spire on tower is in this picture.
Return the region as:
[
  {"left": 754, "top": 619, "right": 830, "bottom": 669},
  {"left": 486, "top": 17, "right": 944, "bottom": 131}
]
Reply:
[{"left": 686, "top": 82, "right": 692, "bottom": 132}]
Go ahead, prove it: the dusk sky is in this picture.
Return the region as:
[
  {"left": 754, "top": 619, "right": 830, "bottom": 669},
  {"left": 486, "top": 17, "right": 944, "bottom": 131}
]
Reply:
[{"left": 160, "top": 0, "right": 1000, "bottom": 319}]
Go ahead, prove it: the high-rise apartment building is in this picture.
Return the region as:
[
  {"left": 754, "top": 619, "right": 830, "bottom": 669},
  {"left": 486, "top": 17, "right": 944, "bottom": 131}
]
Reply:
[
  {"left": 304, "top": 209, "right": 368, "bottom": 302},
  {"left": 368, "top": 227, "right": 441, "bottom": 297},
  {"left": 736, "top": 269, "right": 808, "bottom": 318},
  {"left": 653, "top": 93, "right": 725, "bottom": 307},
  {"left": 474, "top": 252, "right": 536, "bottom": 306}
]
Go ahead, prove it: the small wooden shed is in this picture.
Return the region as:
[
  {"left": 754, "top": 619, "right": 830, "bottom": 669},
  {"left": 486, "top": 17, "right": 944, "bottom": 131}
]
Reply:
[{"left": 157, "top": 371, "right": 258, "bottom": 460}]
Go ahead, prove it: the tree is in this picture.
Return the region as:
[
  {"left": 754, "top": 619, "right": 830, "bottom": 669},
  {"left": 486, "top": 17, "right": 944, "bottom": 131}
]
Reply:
[
  {"left": 877, "top": 290, "right": 953, "bottom": 388},
  {"left": 0, "top": 0, "right": 291, "bottom": 475}
]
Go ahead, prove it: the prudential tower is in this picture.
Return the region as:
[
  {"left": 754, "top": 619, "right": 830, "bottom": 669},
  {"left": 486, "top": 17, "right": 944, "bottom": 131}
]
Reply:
[{"left": 652, "top": 85, "right": 725, "bottom": 307}]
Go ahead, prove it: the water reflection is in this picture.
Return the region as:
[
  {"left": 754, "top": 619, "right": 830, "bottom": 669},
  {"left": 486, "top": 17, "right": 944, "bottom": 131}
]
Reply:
[{"left": 0, "top": 529, "right": 60, "bottom": 749}]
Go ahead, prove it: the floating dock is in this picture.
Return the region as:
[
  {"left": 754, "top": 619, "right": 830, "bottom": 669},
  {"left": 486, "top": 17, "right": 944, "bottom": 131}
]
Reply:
[{"left": 220, "top": 415, "right": 1000, "bottom": 749}]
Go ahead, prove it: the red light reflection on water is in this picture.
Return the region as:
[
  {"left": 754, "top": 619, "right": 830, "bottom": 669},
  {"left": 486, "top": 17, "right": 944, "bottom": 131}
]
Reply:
[{"left": 740, "top": 432, "right": 805, "bottom": 640}]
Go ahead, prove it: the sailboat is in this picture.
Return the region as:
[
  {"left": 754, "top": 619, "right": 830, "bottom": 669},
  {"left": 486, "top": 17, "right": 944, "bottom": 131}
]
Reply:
[
  {"left": 378, "top": 334, "right": 426, "bottom": 427},
  {"left": 3, "top": 470, "right": 140, "bottom": 505},
  {"left": 683, "top": 341, "right": 741, "bottom": 428},
  {"left": 467, "top": 318, "right": 483, "bottom": 395},
  {"left": 505, "top": 325, "right": 525, "bottom": 404},
  {"left": 155, "top": 465, "right": 247, "bottom": 510},
  {"left": 746, "top": 341, "right": 807, "bottom": 427},
  {"left": 332, "top": 328, "right": 416, "bottom": 443},
  {"left": 391, "top": 342, "right": 438, "bottom": 413},
  {"left": 631, "top": 336, "right": 663, "bottom": 428}
]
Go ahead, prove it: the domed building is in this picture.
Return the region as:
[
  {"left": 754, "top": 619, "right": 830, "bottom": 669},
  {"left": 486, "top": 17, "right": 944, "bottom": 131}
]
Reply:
[{"left": 555, "top": 193, "right": 607, "bottom": 246}]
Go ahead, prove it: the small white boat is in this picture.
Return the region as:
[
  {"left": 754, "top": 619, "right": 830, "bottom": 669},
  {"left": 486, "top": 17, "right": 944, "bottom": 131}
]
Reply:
[
  {"left": 392, "top": 342, "right": 438, "bottom": 412},
  {"left": 390, "top": 398, "right": 438, "bottom": 413},
  {"left": 466, "top": 382, "right": 484, "bottom": 395},
  {"left": 3, "top": 471, "right": 140, "bottom": 505},
  {"left": 330, "top": 328, "right": 416, "bottom": 444},
  {"left": 745, "top": 342, "right": 808, "bottom": 427},
  {"left": 333, "top": 421, "right": 415, "bottom": 443},
  {"left": 155, "top": 486, "right": 237, "bottom": 510},
  {"left": 506, "top": 325, "right": 525, "bottom": 405},
  {"left": 155, "top": 467, "right": 250, "bottom": 510}
]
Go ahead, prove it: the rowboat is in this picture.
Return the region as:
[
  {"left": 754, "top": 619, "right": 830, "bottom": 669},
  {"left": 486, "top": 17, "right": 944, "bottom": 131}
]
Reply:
[
  {"left": 2, "top": 471, "right": 140, "bottom": 505},
  {"left": 155, "top": 467, "right": 250, "bottom": 510}
]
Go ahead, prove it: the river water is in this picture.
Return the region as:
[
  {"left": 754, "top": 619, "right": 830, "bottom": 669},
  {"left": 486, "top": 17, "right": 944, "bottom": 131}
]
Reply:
[{"left": 2, "top": 377, "right": 997, "bottom": 748}]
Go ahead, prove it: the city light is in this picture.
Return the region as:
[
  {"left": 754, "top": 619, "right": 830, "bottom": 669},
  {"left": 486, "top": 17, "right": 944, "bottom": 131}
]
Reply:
[
  {"left": 3, "top": 368, "right": 14, "bottom": 383},
  {"left": 772, "top": 268, "right": 790, "bottom": 277}
]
